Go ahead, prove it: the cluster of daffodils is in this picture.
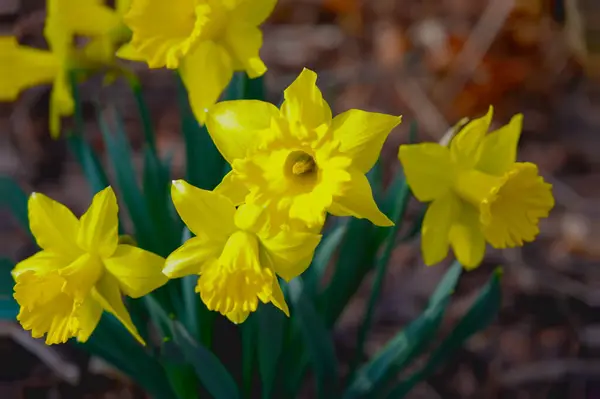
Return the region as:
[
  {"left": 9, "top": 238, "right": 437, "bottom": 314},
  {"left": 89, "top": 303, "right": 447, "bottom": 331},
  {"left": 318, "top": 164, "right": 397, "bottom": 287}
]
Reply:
[{"left": 9, "top": 0, "right": 554, "bottom": 346}]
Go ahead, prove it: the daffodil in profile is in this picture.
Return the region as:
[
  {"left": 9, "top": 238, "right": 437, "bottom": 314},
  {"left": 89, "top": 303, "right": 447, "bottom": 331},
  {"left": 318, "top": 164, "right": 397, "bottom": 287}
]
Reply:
[
  {"left": 13, "top": 187, "right": 168, "bottom": 345},
  {"left": 206, "top": 68, "right": 401, "bottom": 231},
  {"left": 165, "top": 180, "right": 321, "bottom": 323},
  {"left": 119, "top": 0, "right": 276, "bottom": 122},
  {"left": 398, "top": 107, "right": 554, "bottom": 269}
]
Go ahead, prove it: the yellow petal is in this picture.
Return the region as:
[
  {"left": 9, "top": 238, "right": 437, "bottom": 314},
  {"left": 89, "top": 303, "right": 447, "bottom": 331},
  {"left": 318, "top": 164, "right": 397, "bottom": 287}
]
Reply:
[
  {"left": 179, "top": 41, "right": 233, "bottom": 123},
  {"left": 214, "top": 171, "right": 250, "bottom": 205},
  {"left": 164, "top": 237, "right": 221, "bottom": 278},
  {"left": 116, "top": 0, "right": 132, "bottom": 15},
  {"left": 59, "top": 253, "right": 103, "bottom": 302},
  {"left": 260, "top": 229, "right": 322, "bottom": 282},
  {"left": 47, "top": 0, "right": 121, "bottom": 38},
  {"left": 116, "top": 42, "right": 146, "bottom": 62},
  {"left": 476, "top": 114, "right": 523, "bottom": 176},
  {"left": 449, "top": 204, "right": 486, "bottom": 270},
  {"left": 269, "top": 279, "right": 290, "bottom": 317},
  {"left": 0, "top": 37, "right": 59, "bottom": 101},
  {"left": 49, "top": 73, "right": 74, "bottom": 138},
  {"left": 450, "top": 106, "right": 493, "bottom": 168},
  {"left": 123, "top": 0, "right": 201, "bottom": 68},
  {"left": 103, "top": 244, "right": 168, "bottom": 298},
  {"left": 77, "top": 187, "right": 119, "bottom": 258},
  {"left": 231, "top": 0, "right": 277, "bottom": 26},
  {"left": 93, "top": 273, "right": 145, "bottom": 345},
  {"left": 206, "top": 100, "right": 279, "bottom": 164},
  {"left": 171, "top": 180, "right": 236, "bottom": 239},
  {"left": 28, "top": 192, "right": 81, "bottom": 258},
  {"left": 224, "top": 24, "right": 266, "bottom": 78},
  {"left": 75, "top": 295, "right": 103, "bottom": 342},
  {"left": 12, "top": 250, "right": 66, "bottom": 279},
  {"left": 329, "top": 171, "right": 393, "bottom": 227},
  {"left": 398, "top": 143, "right": 456, "bottom": 202},
  {"left": 331, "top": 110, "right": 401, "bottom": 173},
  {"left": 280, "top": 68, "right": 332, "bottom": 131},
  {"left": 421, "top": 193, "right": 460, "bottom": 266}
]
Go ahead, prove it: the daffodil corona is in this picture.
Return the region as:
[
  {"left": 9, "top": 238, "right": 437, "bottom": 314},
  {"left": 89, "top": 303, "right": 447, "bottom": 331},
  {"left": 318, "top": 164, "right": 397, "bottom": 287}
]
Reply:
[
  {"left": 164, "top": 180, "right": 322, "bottom": 323},
  {"left": 206, "top": 68, "right": 401, "bottom": 231},
  {"left": 399, "top": 107, "right": 554, "bottom": 269},
  {"left": 120, "top": 0, "right": 276, "bottom": 122},
  {"left": 13, "top": 187, "right": 167, "bottom": 345}
]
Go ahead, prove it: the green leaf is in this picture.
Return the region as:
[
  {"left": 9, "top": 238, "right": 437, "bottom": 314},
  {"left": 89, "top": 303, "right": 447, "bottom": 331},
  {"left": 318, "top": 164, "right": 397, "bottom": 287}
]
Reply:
[
  {"left": 97, "top": 106, "right": 158, "bottom": 251},
  {"left": 171, "top": 320, "right": 241, "bottom": 399},
  {"left": 176, "top": 73, "right": 226, "bottom": 190},
  {"left": 302, "top": 221, "right": 346, "bottom": 299},
  {"left": 386, "top": 267, "right": 502, "bottom": 398},
  {"left": 257, "top": 304, "right": 286, "bottom": 398},
  {"left": 319, "top": 166, "right": 384, "bottom": 327},
  {"left": 0, "top": 258, "right": 18, "bottom": 319},
  {"left": 128, "top": 78, "right": 157, "bottom": 154},
  {"left": 0, "top": 176, "right": 29, "bottom": 233},
  {"left": 79, "top": 314, "right": 175, "bottom": 398},
  {"left": 289, "top": 279, "right": 339, "bottom": 398},
  {"left": 350, "top": 173, "right": 412, "bottom": 378},
  {"left": 67, "top": 135, "right": 110, "bottom": 196},
  {"left": 241, "top": 315, "right": 257, "bottom": 398},
  {"left": 344, "top": 261, "right": 463, "bottom": 398}
]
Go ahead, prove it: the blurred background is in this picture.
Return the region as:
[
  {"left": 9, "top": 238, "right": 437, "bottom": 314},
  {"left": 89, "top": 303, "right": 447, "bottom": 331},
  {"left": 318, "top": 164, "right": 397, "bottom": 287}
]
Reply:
[{"left": 1, "top": 0, "right": 600, "bottom": 397}]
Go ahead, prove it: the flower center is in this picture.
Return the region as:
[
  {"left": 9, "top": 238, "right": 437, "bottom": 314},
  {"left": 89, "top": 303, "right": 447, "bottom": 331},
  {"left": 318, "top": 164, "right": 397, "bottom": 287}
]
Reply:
[
  {"left": 285, "top": 151, "right": 318, "bottom": 181},
  {"left": 454, "top": 163, "right": 554, "bottom": 248}
]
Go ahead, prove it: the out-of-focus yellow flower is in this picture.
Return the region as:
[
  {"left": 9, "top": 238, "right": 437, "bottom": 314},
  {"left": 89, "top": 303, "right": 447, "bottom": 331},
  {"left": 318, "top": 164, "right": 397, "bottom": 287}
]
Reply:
[
  {"left": 46, "top": 0, "right": 135, "bottom": 65},
  {"left": 398, "top": 107, "right": 554, "bottom": 269},
  {"left": 119, "top": 0, "right": 276, "bottom": 122},
  {"left": 206, "top": 68, "right": 401, "bottom": 231},
  {"left": 164, "top": 180, "right": 321, "bottom": 323},
  {"left": 13, "top": 187, "right": 167, "bottom": 345}
]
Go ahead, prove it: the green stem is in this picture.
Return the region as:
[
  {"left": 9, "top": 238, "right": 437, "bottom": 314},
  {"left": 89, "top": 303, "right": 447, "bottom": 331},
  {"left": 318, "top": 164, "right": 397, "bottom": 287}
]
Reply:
[
  {"left": 348, "top": 180, "right": 411, "bottom": 381},
  {"left": 128, "top": 77, "right": 157, "bottom": 155}
]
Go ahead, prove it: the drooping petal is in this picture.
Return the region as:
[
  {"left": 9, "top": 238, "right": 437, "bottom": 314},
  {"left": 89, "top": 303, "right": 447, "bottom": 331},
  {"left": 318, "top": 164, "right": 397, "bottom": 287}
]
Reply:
[
  {"left": 280, "top": 68, "right": 332, "bottom": 132},
  {"left": 163, "top": 237, "right": 221, "bottom": 278},
  {"left": 269, "top": 279, "right": 290, "bottom": 317},
  {"left": 214, "top": 171, "right": 250, "bottom": 205},
  {"left": 260, "top": 229, "right": 322, "bottom": 282},
  {"left": 12, "top": 251, "right": 66, "bottom": 279},
  {"left": 328, "top": 171, "right": 393, "bottom": 227},
  {"left": 171, "top": 180, "right": 236, "bottom": 239},
  {"left": 122, "top": 0, "right": 202, "bottom": 68},
  {"left": 103, "top": 245, "right": 168, "bottom": 298},
  {"left": 398, "top": 143, "right": 456, "bottom": 202},
  {"left": 77, "top": 187, "right": 119, "bottom": 258},
  {"left": 449, "top": 204, "right": 486, "bottom": 270},
  {"left": 476, "top": 113, "right": 523, "bottom": 176},
  {"left": 179, "top": 41, "right": 233, "bottom": 123},
  {"left": 0, "top": 37, "right": 59, "bottom": 101},
  {"left": 206, "top": 100, "right": 279, "bottom": 164},
  {"left": 47, "top": 0, "right": 122, "bottom": 38},
  {"left": 93, "top": 273, "right": 145, "bottom": 345},
  {"left": 331, "top": 109, "right": 402, "bottom": 173},
  {"left": 231, "top": 0, "right": 277, "bottom": 26},
  {"left": 421, "top": 193, "right": 460, "bottom": 266},
  {"left": 450, "top": 106, "right": 493, "bottom": 168},
  {"left": 224, "top": 24, "right": 266, "bottom": 78},
  {"left": 75, "top": 295, "right": 103, "bottom": 342},
  {"left": 28, "top": 192, "right": 81, "bottom": 258}
]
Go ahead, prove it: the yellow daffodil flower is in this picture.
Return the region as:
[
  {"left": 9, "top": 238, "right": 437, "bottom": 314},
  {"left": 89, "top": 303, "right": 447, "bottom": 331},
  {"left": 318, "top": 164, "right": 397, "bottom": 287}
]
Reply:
[
  {"left": 12, "top": 187, "right": 168, "bottom": 345},
  {"left": 119, "top": 0, "right": 276, "bottom": 122},
  {"left": 206, "top": 68, "right": 401, "bottom": 231},
  {"left": 398, "top": 107, "right": 554, "bottom": 269},
  {"left": 164, "top": 180, "right": 321, "bottom": 323}
]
